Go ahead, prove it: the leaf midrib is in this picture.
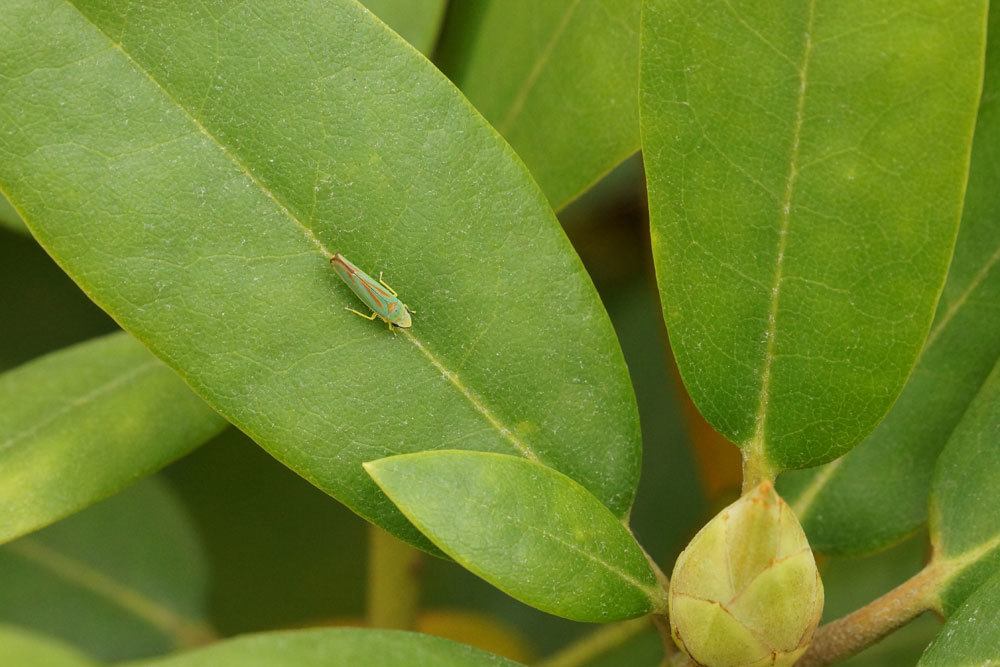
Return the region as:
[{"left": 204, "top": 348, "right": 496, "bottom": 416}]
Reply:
[
  {"left": 63, "top": 0, "right": 540, "bottom": 465},
  {"left": 497, "top": 0, "right": 582, "bottom": 134},
  {"left": 748, "top": 0, "right": 818, "bottom": 459},
  {"left": 432, "top": 485, "right": 660, "bottom": 608},
  {"left": 525, "top": 522, "right": 661, "bottom": 605}
]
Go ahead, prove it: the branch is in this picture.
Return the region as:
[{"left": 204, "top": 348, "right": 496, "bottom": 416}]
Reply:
[
  {"left": 796, "top": 562, "right": 941, "bottom": 666},
  {"left": 366, "top": 525, "right": 423, "bottom": 630}
]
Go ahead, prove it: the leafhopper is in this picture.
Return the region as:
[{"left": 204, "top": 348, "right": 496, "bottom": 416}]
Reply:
[{"left": 330, "top": 253, "right": 414, "bottom": 329}]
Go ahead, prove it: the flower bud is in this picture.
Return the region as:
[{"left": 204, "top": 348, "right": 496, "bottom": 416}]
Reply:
[{"left": 669, "top": 482, "right": 823, "bottom": 667}]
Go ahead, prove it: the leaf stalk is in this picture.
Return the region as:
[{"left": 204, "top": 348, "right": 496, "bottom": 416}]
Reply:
[{"left": 366, "top": 525, "right": 423, "bottom": 630}]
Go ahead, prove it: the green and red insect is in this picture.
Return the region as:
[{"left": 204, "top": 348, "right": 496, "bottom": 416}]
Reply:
[{"left": 330, "top": 253, "right": 414, "bottom": 329}]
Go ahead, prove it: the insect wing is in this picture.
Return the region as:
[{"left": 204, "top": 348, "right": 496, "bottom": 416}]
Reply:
[{"left": 331, "top": 254, "right": 398, "bottom": 320}]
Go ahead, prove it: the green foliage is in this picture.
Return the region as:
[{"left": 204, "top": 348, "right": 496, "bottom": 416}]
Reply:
[
  {"left": 640, "top": 0, "right": 987, "bottom": 472},
  {"left": 437, "top": 0, "right": 642, "bottom": 210},
  {"left": 0, "top": 479, "right": 211, "bottom": 660},
  {"left": 0, "top": 333, "right": 226, "bottom": 544},
  {"left": 929, "top": 358, "right": 1000, "bottom": 614},
  {"left": 367, "top": 451, "right": 662, "bottom": 622},
  {"left": 781, "top": 6, "right": 1000, "bottom": 553},
  {"left": 1, "top": 0, "right": 996, "bottom": 663},
  {"left": 0, "top": 0, "right": 640, "bottom": 549},
  {"left": 124, "top": 629, "right": 523, "bottom": 667},
  {"left": 919, "top": 571, "right": 1000, "bottom": 666}
]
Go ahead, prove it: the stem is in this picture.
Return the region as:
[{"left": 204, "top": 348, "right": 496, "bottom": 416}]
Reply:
[
  {"left": 366, "top": 524, "right": 423, "bottom": 630},
  {"left": 638, "top": 542, "right": 671, "bottom": 609},
  {"left": 741, "top": 448, "right": 776, "bottom": 494},
  {"left": 651, "top": 612, "right": 678, "bottom": 657},
  {"left": 536, "top": 617, "right": 652, "bottom": 667},
  {"left": 796, "top": 562, "right": 941, "bottom": 666},
  {"left": 629, "top": 534, "right": 678, "bottom": 661}
]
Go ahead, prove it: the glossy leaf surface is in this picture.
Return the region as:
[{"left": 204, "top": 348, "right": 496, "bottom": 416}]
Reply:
[
  {"left": 929, "top": 357, "right": 1000, "bottom": 614},
  {"left": 437, "top": 0, "right": 642, "bottom": 210},
  {"left": 367, "top": 451, "right": 663, "bottom": 622},
  {"left": 641, "top": 0, "right": 987, "bottom": 471},
  {"left": 0, "top": 478, "right": 213, "bottom": 660},
  {"left": 782, "top": 6, "right": 1000, "bottom": 552},
  {"left": 125, "top": 629, "right": 522, "bottom": 667},
  {"left": 0, "top": 0, "right": 640, "bottom": 546}
]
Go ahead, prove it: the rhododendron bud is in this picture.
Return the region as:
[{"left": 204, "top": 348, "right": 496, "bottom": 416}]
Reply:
[{"left": 669, "top": 482, "right": 823, "bottom": 667}]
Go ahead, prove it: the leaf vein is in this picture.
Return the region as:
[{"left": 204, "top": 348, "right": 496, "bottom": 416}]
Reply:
[
  {"left": 498, "top": 0, "right": 582, "bottom": 133},
  {"left": 747, "top": 0, "right": 817, "bottom": 457}
]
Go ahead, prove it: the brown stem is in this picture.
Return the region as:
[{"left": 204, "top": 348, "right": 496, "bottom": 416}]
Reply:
[
  {"left": 366, "top": 524, "right": 423, "bottom": 630},
  {"left": 796, "top": 562, "right": 941, "bottom": 666}
]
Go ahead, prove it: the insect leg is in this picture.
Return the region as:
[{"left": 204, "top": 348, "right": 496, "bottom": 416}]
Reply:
[
  {"left": 345, "top": 307, "right": 379, "bottom": 321},
  {"left": 377, "top": 272, "right": 399, "bottom": 297}
]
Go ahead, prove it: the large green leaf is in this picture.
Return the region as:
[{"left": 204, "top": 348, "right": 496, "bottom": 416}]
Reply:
[
  {"left": 0, "top": 625, "right": 98, "bottom": 667},
  {"left": 928, "top": 357, "right": 1000, "bottom": 614},
  {"left": 0, "top": 478, "right": 213, "bottom": 661},
  {"left": 436, "top": 0, "right": 642, "bottom": 210},
  {"left": 0, "top": 332, "right": 226, "bottom": 544},
  {"left": 640, "top": 1, "right": 987, "bottom": 473},
  {"left": 364, "top": 0, "right": 446, "bottom": 56},
  {"left": 125, "top": 629, "right": 522, "bottom": 667},
  {"left": 781, "top": 4, "right": 1000, "bottom": 553},
  {"left": 0, "top": 0, "right": 640, "bottom": 546},
  {"left": 918, "top": 570, "right": 1000, "bottom": 666},
  {"left": 366, "top": 451, "right": 664, "bottom": 623}
]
